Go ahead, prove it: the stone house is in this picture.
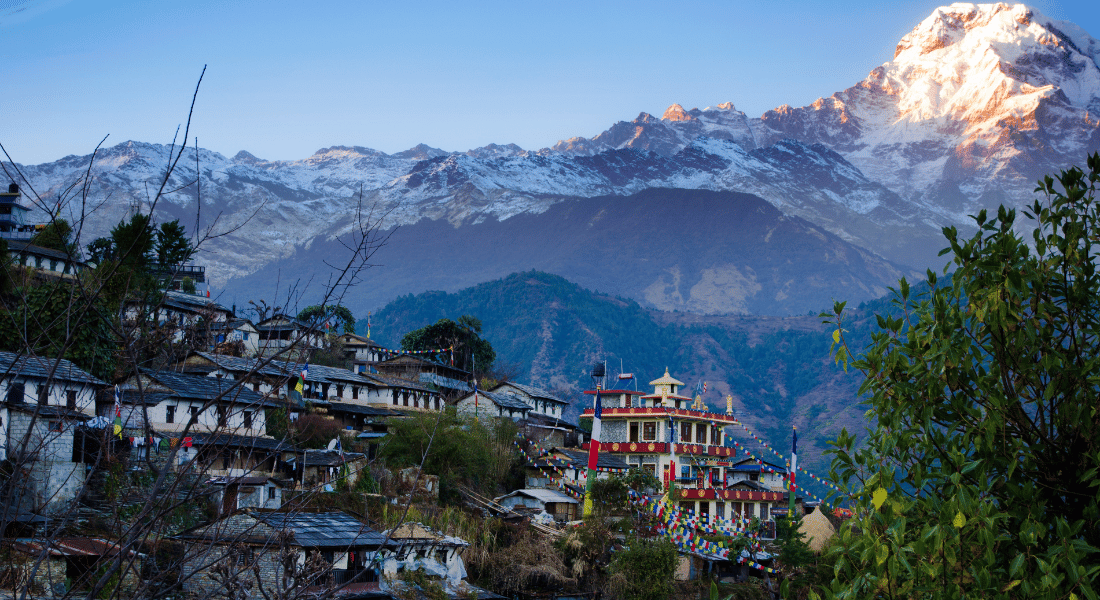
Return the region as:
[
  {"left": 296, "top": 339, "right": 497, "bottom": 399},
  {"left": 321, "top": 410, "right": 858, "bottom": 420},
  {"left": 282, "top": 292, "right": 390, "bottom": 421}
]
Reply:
[
  {"left": 362, "top": 372, "right": 443, "bottom": 412},
  {"left": 523, "top": 447, "right": 629, "bottom": 489},
  {"left": 494, "top": 489, "right": 580, "bottom": 522},
  {"left": 0, "top": 352, "right": 103, "bottom": 513},
  {"left": 453, "top": 389, "right": 530, "bottom": 421},
  {"left": 9, "top": 537, "right": 143, "bottom": 597},
  {"left": 337, "top": 332, "right": 389, "bottom": 374},
  {"left": 209, "top": 318, "right": 260, "bottom": 355},
  {"left": 176, "top": 511, "right": 395, "bottom": 598},
  {"left": 374, "top": 355, "right": 471, "bottom": 401},
  {"left": 206, "top": 475, "right": 285, "bottom": 516},
  {"left": 492, "top": 382, "right": 568, "bottom": 420},
  {"left": 255, "top": 314, "right": 325, "bottom": 355}
]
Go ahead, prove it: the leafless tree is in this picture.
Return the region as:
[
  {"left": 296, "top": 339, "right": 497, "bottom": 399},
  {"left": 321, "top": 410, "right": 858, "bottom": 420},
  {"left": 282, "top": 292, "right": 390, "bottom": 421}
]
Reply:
[{"left": 0, "top": 67, "right": 465, "bottom": 600}]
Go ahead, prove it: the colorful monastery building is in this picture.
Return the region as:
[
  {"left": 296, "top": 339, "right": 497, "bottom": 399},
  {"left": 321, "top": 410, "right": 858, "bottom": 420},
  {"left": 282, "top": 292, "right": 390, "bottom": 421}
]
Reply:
[{"left": 582, "top": 368, "right": 788, "bottom": 527}]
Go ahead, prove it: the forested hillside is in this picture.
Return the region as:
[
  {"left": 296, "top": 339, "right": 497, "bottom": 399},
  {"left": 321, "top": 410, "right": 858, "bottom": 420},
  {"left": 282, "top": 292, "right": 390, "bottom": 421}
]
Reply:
[{"left": 361, "top": 270, "right": 921, "bottom": 493}]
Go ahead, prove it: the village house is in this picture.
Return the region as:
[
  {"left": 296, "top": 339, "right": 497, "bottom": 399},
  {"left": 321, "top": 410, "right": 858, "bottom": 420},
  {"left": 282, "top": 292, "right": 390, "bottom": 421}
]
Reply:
[
  {"left": 176, "top": 510, "right": 396, "bottom": 598},
  {"left": 106, "top": 370, "right": 277, "bottom": 437},
  {"left": 205, "top": 475, "right": 285, "bottom": 516},
  {"left": 494, "top": 488, "right": 580, "bottom": 522},
  {"left": 10, "top": 537, "right": 144, "bottom": 597},
  {"left": 0, "top": 183, "right": 37, "bottom": 240},
  {"left": 362, "top": 372, "right": 443, "bottom": 411},
  {"left": 177, "top": 351, "right": 297, "bottom": 400},
  {"left": 374, "top": 354, "right": 471, "bottom": 401},
  {"left": 0, "top": 352, "right": 104, "bottom": 514},
  {"left": 5, "top": 240, "right": 85, "bottom": 278},
  {"left": 255, "top": 313, "right": 326, "bottom": 355},
  {"left": 453, "top": 388, "right": 531, "bottom": 421},
  {"left": 523, "top": 447, "right": 629, "bottom": 489},
  {"left": 492, "top": 382, "right": 568, "bottom": 420},
  {"left": 337, "top": 332, "right": 389, "bottom": 373},
  {"left": 209, "top": 318, "right": 260, "bottom": 355},
  {"left": 300, "top": 449, "right": 367, "bottom": 489}
]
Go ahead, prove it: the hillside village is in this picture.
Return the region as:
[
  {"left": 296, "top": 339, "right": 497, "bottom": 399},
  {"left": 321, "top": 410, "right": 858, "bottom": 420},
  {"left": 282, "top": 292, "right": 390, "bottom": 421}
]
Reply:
[{"left": 0, "top": 182, "right": 838, "bottom": 600}]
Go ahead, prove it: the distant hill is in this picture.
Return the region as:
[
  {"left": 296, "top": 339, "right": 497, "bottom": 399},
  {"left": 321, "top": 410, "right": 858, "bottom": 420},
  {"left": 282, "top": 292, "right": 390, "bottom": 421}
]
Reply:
[{"left": 363, "top": 270, "right": 901, "bottom": 494}]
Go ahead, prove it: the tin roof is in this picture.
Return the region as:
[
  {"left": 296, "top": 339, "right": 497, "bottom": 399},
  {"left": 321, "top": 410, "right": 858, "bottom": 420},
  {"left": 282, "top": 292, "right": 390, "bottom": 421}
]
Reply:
[
  {"left": 253, "top": 512, "right": 390, "bottom": 548},
  {"left": 494, "top": 488, "right": 578, "bottom": 505}
]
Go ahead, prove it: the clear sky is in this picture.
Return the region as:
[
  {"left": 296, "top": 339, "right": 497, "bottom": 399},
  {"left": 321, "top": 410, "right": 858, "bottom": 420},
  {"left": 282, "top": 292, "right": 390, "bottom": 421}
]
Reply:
[{"left": 2, "top": 0, "right": 1096, "bottom": 164}]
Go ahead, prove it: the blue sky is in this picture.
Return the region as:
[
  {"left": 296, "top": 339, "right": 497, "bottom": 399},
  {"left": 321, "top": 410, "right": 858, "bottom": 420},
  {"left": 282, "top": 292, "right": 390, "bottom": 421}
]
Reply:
[{"left": 2, "top": 0, "right": 1096, "bottom": 164}]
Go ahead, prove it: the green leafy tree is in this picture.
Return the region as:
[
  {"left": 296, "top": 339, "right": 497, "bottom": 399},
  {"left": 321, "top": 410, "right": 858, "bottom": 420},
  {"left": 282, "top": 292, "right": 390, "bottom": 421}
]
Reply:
[
  {"left": 606, "top": 537, "right": 678, "bottom": 600},
  {"left": 85, "top": 237, "right": 116, "bottom": 264},
  {"left": 111, "top": 213, "right": 156, "bottom": 271},
  {"left": 0, "top": 281, "right": 117, "bottom": 381},
  {"left": 401, "top": 316, "right": 495, "bottom": 376},
  {"left": 30, "top": 218, "right": 77, "bottom": 255},
  {"left": 155, "top": 219, "right": 195, "bottom": 267},
  {"left": 820, "top": 153, "right": 1100, "bottom": 599},
  {"left": 297, "top": 304, "right": 355, "bottom": 334}
]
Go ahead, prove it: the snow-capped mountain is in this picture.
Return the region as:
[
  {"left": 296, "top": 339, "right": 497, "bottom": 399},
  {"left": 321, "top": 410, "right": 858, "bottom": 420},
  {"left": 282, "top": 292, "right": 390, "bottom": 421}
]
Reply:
[
  {"left": 553, "top": 4, "right": 1100, "bottom": 220},
  {"left": 7, "top": 3, "right": 1098, "bottom": 315}
]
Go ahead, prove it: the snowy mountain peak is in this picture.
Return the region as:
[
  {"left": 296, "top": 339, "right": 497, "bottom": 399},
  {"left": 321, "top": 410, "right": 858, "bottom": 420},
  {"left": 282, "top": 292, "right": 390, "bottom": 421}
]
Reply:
[{"left": 663, "top": 104, "right": 697, "bottom": 121}]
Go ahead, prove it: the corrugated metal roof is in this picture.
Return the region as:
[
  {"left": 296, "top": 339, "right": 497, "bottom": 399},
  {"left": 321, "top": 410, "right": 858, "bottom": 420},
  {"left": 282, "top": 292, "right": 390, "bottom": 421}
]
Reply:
[
  {"left": 253, "top": 512, "right": 390, "bottom": 548},
  {"left": 495, "top": 488, "right": 578, "bottom": 505}
]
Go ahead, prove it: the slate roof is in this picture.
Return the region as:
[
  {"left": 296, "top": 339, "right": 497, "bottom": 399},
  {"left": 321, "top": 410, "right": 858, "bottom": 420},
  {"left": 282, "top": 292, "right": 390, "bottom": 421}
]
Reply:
[
  {"left": 8, "top": 403, "right": 93, "bottom": 420},
  {"left": 142, "top": 370, "right": 277, "bottom": 407},
  {"left": 326, "top": 402, "right": 400, "bottom": 418},
  {"left": 304, "top": 450, "right": 365, "bottom": 467},
  {"left": 361, "top": 372, "right": 435, "bottom": 394},
  {"left": 186, "top": 432, "right": 295, "bottom": 453},
  {"left": 538, "top": 447, "right": 629, "bottom": 471},
  {"left": 5, "top": 240, "right": 79, "bottom": 262},
  {"left": 253, "top": 512, "right": 391, "bottom": 548},
  {"left": 115, "top": 391, "right": 177, "bottom": 406},
  {"left": 162, "top": 291, "right": 231, "bottom": 314},
  {"left": 0, "top": 351, "right": 103, "bottom": 385},
  {"left": 476, "top": 390, "right": 531, "bottom": 412},
  {"left": 302, "top": 363, "right": 369, "bottom": 385},
  {"left": 727, "top": 458, "right": 787, "bottom": 473},
  {"left": 191, "top": 352, "right": 292, "bottom": 378},
  {"left": 209, "top": 318, "right": 256, "bottom": 331},
  {"left": 499, "top": 382, "right": 566, "bottom": 404}
]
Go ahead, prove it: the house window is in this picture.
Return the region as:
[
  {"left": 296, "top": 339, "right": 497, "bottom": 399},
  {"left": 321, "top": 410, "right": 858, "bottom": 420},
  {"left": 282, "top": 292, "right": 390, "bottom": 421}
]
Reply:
[
  {"left": 749, "top": 472, "right": 759, "bottom": 481},
  {"left": 268, "top": 486, "right": 275, "bottom": 500},
  {"left": 7, "top": 382, "right": 23, "bottom": 404},
  {"left": 716, "top": 502, "right": 725, "bottom": 520},
  {"left": 642, "top": 422, "right": 656, "bottom": 441},
  {"left": 629, "top": 422, "right": 639, "bottom": 442},
  {"left": 681, "top": 422, "right": 691, "bottom": 443},
  {"left": 48, "top": 420, "right": 62, "bottom": 432},
  {"left": 166, "top": 405, "right": 176, "bottom": 424},
  {"left": 253, "top": 382, "right": 261, "bottom": 392},
  {"left": 243, "top": 332, "right": 249, "bottom": 341},
  {"left": 352, "top": 386, "right": 359, "bottom": 400},
  {"left": 189, "top": 406, "right": 199, "bottom": 422},
  {"left": 336, "top": 385, "right": 344, "bottom": 398},
  {"left": 37, "top": 384, "right": 48, "bottom": 406},
  {"left": 66, "top": 390, "right": 77, "bottom": 409},
  {"left": 392, "top": 390, "right": 398, "bottom": 406},
  {"left": 760, "top": 504, "right": 769, "bottom": 521},
  {"left": 217, "top": 406, "right": 228, "bottom": 428},
  {"left": 700, "top": 502, "right": 710, "bottom": 517},
  {"left": 243, "top": 411, "right": 253, "bottom": 429},
  {"left": 642, "top": 463, "right": 656, "bottom": 476},
  {"left": 696, "top": 426, "right": 707, "bottom": 444}
]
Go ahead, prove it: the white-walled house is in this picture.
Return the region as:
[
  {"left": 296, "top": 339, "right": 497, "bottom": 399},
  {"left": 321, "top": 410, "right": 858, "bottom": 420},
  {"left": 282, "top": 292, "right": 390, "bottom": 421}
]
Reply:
[
  {"left": 492, "top": 382, "right": 568, "bottom": 420},
  {"left": 0, "top": 352, "right": 103, "bottom": 513},
  {"left": 454, "top": 389, "right": 531, "bottom": 421},
  {"left": 105, "top": 370, "right": 277, "bottom": 437}
]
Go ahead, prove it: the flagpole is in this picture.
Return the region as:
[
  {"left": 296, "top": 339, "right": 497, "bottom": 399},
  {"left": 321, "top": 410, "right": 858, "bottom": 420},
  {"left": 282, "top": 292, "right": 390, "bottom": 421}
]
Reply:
[
  {"left": 582, "top": 383, "right": 602, "bottom": 518},
  {"left": 788, "top": 426, "right": 798, "bottom": 522}
]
